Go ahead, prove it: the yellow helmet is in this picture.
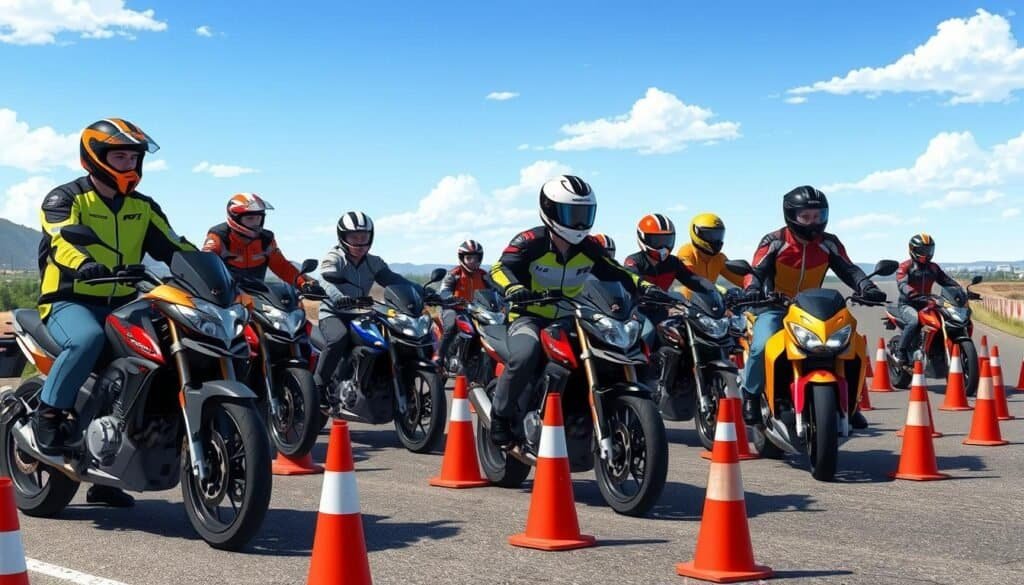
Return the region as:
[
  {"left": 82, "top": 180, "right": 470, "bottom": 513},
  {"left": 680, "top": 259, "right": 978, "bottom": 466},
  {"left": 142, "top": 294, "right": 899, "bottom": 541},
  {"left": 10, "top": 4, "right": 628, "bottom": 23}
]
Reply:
[{"left": 690, "top": 213, "right": 725, "bottom": 255}]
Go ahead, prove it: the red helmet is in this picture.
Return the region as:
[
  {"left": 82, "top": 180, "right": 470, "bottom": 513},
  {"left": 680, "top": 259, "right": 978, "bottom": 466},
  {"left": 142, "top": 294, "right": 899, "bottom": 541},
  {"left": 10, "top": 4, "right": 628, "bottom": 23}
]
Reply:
[
  {"left": 592, "top": 233, "right": 616, "bottom": 259},
  {"left": 79, "top": 118, "right": 158, "bottom": 195},
  {"left": 226, "top": 193, "right": 273, "bottom": 238},
  {"left": 457, "top": 239, "right": 483, "bottom": 270},
  {"left": 637, "top": 213, "right": 676, "bottom": 261}
]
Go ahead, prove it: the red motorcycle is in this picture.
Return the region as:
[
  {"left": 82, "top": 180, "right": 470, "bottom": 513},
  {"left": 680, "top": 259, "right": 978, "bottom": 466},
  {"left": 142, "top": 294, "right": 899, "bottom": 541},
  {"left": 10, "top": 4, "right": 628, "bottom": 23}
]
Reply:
[{"left": 883, "top": 275, "right": 983, "bottom": 395}]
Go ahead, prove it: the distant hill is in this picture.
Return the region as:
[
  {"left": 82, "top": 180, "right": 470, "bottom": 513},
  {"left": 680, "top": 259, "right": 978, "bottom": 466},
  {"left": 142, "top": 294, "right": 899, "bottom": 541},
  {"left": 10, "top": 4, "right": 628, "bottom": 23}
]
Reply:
[{"left": 0, "top": 219, "right": 41, "bottom": 272}]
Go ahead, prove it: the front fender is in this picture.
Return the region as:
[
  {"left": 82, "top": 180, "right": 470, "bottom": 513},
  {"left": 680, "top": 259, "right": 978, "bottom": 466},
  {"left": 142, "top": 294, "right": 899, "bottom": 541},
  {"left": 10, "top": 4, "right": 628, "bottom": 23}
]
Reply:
[
  {"left": 182, "top": 380, "right": 258, "bottom": 443},
  {"left": 792, "top": 370, "right": 846, "bottom": 415},
  {"left": 595, "top": 381, "right": 653, "bottom": 400},
  {"left": 700, "top": 359, "right": 739, "bottom": 374}
]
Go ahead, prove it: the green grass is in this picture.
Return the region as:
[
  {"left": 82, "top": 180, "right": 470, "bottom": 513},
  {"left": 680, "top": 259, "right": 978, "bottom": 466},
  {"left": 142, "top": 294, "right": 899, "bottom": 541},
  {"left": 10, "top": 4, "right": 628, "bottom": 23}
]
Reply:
[{"left": 971, "top": 302, "right": 1024, "bottom": 339}]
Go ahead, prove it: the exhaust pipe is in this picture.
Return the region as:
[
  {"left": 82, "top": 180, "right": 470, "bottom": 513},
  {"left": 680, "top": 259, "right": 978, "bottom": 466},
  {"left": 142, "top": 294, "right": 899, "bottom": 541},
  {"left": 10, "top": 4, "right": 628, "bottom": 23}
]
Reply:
[
  {"left": 469, "top": 384, "right": 491, "bottom": 428},
  {"left": 11, "top": 421, "right": 82, "bottom": 481}
]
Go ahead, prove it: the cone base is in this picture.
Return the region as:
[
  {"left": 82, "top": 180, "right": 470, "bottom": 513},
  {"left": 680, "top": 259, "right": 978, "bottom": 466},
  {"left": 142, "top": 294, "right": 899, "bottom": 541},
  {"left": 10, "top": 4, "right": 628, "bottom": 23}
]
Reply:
[
  {"left": 508, "top": 532, "right": 596, "bottom": 551},
  {"left": 271, "top": 455, "right": 324, "bottom": 476},
  {"left": 996, "top": 415, "right": 1016, "bottom": 421},
  {"left": 675, "top": 561, "right": 774, "bottom": 583},
  {"left": 870, "top": 387, "right": 894, "bottom": 393},
  {"left": 963, "top": 437, "right": 1009, "bottom": 446},
  {"left": 859, "top": 405, "right": 875, "bottom": 411},
  {"left": 892, "top": 471, "right": 950, "bottom": 481},
  {"left": 896, "top": 428, "right": 942, "bottom": 438},
  {"left": 428, "top": 476, "right": 490, "bottom": 489},
  {"left": 700, "top": 450, "right": 759, "bottom": 461},
  {"left": 938, "top": 405, "right": 972, "bottom": 412}
]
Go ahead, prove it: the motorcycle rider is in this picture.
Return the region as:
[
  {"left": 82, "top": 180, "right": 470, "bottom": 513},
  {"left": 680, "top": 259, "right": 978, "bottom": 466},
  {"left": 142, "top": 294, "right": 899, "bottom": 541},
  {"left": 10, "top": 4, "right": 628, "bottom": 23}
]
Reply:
[
  {"left": 488, "top": 175, "right": 666, "bottom": 446},
  {"left": 35, "top": 118, "right": 196, "bottom": 507},
  {"left": 314, "top": 211, "right": 418, "bottom": 403},
  {"left": 592, "top": 233, "right": 616, "bottom": 259},
  {"left": 676, "top": 213, "right": 745, "bottom": 297},
  {"left": 436, "top": 239, "right": 495, "bottom": 366},
  {"left": 202, "top": 193, "right": 323, "bottom": 295},
  {"left": 893, "top": 234, "right": 966, "bottom": 367},
  {"left": 741, "top": 186, "right": 886, "bottom": 428}
]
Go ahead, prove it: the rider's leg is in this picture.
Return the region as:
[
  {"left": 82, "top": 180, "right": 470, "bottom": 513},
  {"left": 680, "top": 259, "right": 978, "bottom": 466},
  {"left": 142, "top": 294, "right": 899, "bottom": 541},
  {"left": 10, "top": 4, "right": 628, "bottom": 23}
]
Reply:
[
  {"left": 490, "top": 317, "right": 543, "bottom": 445},
  {"left": 313, "top": 316, "right": 351, "bottom": 388},
  {"left": 437, "top": 308, "right": 457, "bottom": 367},
  {"left": 740, "top": 309, "right": 785, "bottom": 424},
  {"left": 896, "top": 304, "right": 920, "bottom": 365}
]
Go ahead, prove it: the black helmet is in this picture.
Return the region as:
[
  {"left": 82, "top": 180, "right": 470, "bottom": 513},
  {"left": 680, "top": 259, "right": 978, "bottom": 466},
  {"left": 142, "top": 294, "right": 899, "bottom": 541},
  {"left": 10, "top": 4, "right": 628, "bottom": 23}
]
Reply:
[
  {"left": 909, "top": 233, "right": 935, "bottom": 265},
  {"left": 783, "top": 185, "right": 829, "bottom": 241}
]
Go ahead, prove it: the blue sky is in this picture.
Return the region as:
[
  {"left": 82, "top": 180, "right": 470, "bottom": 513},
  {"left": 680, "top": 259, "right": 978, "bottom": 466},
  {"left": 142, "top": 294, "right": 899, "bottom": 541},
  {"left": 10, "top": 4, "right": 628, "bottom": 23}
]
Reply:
[{"left": 1, "top": 1, "right": 1022, "bottom": 267}]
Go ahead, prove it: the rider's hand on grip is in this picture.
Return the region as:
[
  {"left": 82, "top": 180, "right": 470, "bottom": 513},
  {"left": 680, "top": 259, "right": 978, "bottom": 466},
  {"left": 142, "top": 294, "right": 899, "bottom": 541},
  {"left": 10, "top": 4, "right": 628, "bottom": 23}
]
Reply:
[
  {"left": 77, "top": 261, "right": 112, "bottom": 281},
  {"left": 741, "top": 285, "right": 763, "bottom": 304},
  {"left": 504, "top": 285, "right": 532, "bottom": 305},
  {"left": 859, "top": 282, "right": 886, "bottom": 304}
]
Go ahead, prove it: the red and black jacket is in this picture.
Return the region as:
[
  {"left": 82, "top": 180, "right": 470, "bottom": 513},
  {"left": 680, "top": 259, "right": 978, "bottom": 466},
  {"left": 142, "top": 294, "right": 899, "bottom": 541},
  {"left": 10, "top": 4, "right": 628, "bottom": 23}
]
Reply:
[
  {"left": 623, "top": 252, "right": 712, "bottom": 294},
  {"left": 746, "top": 227, "right": 867, "bottom": 298},
  {"left": 896, "top": 260, "right": 963, "bottom": 305}
]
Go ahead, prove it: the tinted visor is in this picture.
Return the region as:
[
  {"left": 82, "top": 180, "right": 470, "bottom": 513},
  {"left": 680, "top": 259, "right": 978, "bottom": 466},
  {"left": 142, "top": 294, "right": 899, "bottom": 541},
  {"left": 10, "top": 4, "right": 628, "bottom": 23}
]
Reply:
[
  {"left": 644, "top": 233, "right": 676, "bottom": 251},
  {"left": 793, "top": 208, "right": 828, "bottom": 226},
  {"left": 460, "top": 253, "right": 482, "bottom": 263},
  {"left": 912, "top": 243, "right": 935, "bottom": 259},
  {"left": 554, "top": 202, "right": 596, "bottom": 230},
  {"left": 694, "top": 226, "right": 724, "bottom": 246},
  {"left": 100, "top": 126, "right": 160, "bottom": 154}
]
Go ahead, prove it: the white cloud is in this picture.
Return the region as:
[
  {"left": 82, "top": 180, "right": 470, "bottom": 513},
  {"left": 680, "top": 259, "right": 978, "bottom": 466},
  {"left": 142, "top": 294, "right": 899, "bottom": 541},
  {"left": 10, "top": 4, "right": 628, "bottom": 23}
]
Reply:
[
  {"left": 667, "top": 204, "right": 688, "bottom": 213},
  {"left": 921, "top": 189, "right": 1004, "bottom": 209},
  {"left": 0, "top": 109, "right": 78, "bottom": 172},
  {"left": 486, "top": 91, "right": 519, "bottom": 101},
  {"left": 145, "top": 158, "right": 168, "bottom": 171},
  {"left": 492, "top": 160, "right": 571, "bottom": 202},
  {"left": 1003, "top": 207, "right": 1021, "bottom": 218},
  {"left": 826, "top": 130, "right": 1023, "bottom": 194},
  {"left": 0, "top": 176, "right": 56, "bottom": 228},
  {"left": 0, "top": 0, "right": 167, "bottom": 45},
  {"left": 835, "top": 213, "right": 920, "bottom": 231},
  {"left": 192, "top": 161, "right": 258, "bottom": 179},
  {"left": 516, "top": 144, "right": 530, "bottom": 151},
  {"left": 195, "top": 25, "right": 213, "bottom": 37},
  {"left": 550, "top": 87, "right": 740, "bottom": 154},
  {"left": 789, "top": 10, "right": 1024, "bottom": 104},
  {"left": 784, "top": 96, "right": 808, "bottom": 105}
]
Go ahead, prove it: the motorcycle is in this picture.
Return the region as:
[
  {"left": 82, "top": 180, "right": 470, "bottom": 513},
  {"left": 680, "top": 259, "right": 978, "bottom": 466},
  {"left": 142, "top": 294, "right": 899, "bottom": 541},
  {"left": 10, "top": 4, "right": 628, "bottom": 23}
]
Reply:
[
  {"left": 469, "top": 282, "right": 669, "bottom": 517},
  {"left": 728, "top": 259, "right": 897, "bottom": 481},
  {"left": 438, "top": 287, "right": 506, "bottom": 388},
  {"left": 311, "top": 268, "right": 448, "bottom": 453},
  {"left": 883, "top": 275, "right": 983, "bottom": 396},
  {"left": 235, "top": 260, "right": 324, "bottom": 459},
  {"left": 0, "top": 225, "right": 271, "bottom": 550},
  {"left": 641, "top": 288, "right": 744, "bottom": 451}
]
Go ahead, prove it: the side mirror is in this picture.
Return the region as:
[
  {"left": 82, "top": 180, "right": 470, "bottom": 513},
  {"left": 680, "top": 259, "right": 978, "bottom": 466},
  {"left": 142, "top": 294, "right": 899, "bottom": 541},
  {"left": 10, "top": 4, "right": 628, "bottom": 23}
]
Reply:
[
  {"left": 427, "top": 267, "right": 447, "bottom": 285},
  {"left": 725, "top": 259, "right": 752, "bottom": 276},
  {"left": 971, "top": 275, "right": 983, "bottom": 285},
  {"left": 300, "top": 258, "right": 318, "bottom": 274},
  {"left": 60, "top": 225, "right": 103, "bottom": 247},
  {"left": 872, "top": 259, "right": 899, "bottom": 277}
]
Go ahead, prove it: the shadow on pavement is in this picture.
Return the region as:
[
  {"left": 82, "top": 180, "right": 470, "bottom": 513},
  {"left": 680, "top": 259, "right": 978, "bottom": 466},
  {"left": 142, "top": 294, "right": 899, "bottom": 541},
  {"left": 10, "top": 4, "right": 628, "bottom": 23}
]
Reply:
[{"left": 772, "top": 569, "right": 856, "bottom": 579}]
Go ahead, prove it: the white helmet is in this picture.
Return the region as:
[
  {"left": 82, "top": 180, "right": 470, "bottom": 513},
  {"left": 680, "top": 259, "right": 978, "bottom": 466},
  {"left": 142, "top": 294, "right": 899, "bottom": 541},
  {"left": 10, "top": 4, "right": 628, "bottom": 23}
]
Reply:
[{"left": 539, "top": 175, "right": 596, "bottom": 245}]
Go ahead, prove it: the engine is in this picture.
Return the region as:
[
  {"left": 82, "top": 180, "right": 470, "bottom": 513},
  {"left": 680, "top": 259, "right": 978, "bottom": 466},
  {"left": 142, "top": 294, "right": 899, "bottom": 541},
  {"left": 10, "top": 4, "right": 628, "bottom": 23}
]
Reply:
[{"left": 86, "top": 415, "right": 122, "bottom": 465}]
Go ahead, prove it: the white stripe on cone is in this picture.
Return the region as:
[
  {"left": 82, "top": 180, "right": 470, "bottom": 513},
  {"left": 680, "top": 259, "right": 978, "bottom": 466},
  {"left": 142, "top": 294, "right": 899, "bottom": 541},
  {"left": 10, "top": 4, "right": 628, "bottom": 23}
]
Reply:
[
  {"left": 906, "top": 401, "right": 931, "bottom": 427},
  {"left": 715, "top": 421, "right": 737, "bottom": 443},
  {"left": 450, "top": 398, "right": 472, "bottom": 423},
  {"left": 318, "top": 470, "right": 361, "bottom": 516},
  {"left": 990, "top": 355, "right": 1001, "bottom": 368},
  {"left": 706, "top": 462, "right": 744, "bottom": 502},
  {"left": 538, "top": 425, "right": 568, "bottom": 459},
  {"left": 950, "top": 355, "right": 962, "bottom": 374},
  {"left": 0, "top": 531, "right": 27, "bottom": 575},
  {"left": 876, "top": 348, "right": 886, "bottom": 362},
  {"left": 912, "top": 372, "right": 925, "bottom": 387},
  {"left": 978, "top": 377, "right": 993, "bottom": 400}
]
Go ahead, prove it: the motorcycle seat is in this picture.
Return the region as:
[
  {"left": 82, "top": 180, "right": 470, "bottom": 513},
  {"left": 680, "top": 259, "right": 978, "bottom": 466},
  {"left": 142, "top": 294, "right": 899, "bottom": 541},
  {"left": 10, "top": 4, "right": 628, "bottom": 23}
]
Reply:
[{"left": 13, "top": 309, "right": 63, "bottom": 356}]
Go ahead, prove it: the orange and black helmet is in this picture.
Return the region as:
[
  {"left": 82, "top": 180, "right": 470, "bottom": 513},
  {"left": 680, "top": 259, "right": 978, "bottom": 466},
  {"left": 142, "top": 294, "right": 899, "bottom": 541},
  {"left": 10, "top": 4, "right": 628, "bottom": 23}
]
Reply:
[
  {"left": 227, "top": 193, "right": 274, "bottom": 239},
  {"left": 909, "top": 233, "right": 935, "bottom": 265},
  {"left": 637, "top": 213, "right": 676, "bottom": 261},
  {"left": 592, "top": 233, "right": 616, "bottom": 259},
  {"left": 80, "top": 118, "right": 158, "bottom": 195}
]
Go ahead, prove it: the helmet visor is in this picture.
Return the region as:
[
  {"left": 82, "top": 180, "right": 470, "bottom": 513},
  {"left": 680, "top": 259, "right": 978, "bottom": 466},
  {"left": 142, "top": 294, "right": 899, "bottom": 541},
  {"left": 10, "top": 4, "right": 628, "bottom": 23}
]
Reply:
[
  {"left": 554, "top": 202, "right": 596, "bottom": 231},
  {"left": 99, "top": 126, "right": 160, "bottom": 154},
  {"left": 792, "top": 208, "right": 828, "bottom": 227},
  {"left": 343, "top": 231, "right": 372, "bottom": 247},
  {"left": 644, "top": 233, "right": 676, "bottom": 251},
  {"left": 912, "top": 243, "right": 935, "bottom": 260},
  {"left": 694, "top": 226, "right": 724, "bottom": 247}
]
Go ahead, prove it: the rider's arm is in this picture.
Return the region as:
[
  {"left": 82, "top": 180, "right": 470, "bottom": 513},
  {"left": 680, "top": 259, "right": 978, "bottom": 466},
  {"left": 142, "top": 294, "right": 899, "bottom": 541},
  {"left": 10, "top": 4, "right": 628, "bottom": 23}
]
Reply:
[
  {"left": 747, "top": 232, "right": 781, "bottom": 291},
  {"left": 719, "top": 253, "right": 746, "bottom": 287},
  {"left": 438, "top": 270, "right": 458, "bottom": 299},
  {"left": 896, "top": 260, "right": 914, "bottom": 300},
  {"left": 372, "top": 257, "right": 412, "bottom": 288},
  {"left": 320, "top": 248, "right": 350, "bottom": 305},
  {"left": 490, "top": 230, "right": 538, "bottom": 294},
  {"left": 672, "top": 258, "right": 715, "bottom": 295},
  {"left": 586, "top": 239, "right": 641, "bottom": 294},
  {"left": 934, "top": 264, "right": 965, "bottom": 300},
  {"left": 40, "top": 188, "right": 92, "bottom": 272},
  {"left": 265, "top": 236, "right": 305, "bottom": 286},
  {"left": 140, "top": 197, "right": 197, "bottom": 263},
  {"left": 823, "top": 235, "right": 869, "bottom": 291},
  {"left": 201, "top": 231, "right": 224, "bottom": 255}
]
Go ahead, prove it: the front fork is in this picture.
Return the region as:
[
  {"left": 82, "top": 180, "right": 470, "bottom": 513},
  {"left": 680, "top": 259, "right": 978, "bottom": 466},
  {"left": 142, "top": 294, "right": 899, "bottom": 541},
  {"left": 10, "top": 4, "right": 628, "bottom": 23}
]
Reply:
[
  {"left": 388, "top": 342, "right": 409, "bottom": 416},
  {"left": 170, "top": 321, "right": 208, "bottom": 482},
  {"left": 574, "top": 319, "right": 614, "bottom": 460}
]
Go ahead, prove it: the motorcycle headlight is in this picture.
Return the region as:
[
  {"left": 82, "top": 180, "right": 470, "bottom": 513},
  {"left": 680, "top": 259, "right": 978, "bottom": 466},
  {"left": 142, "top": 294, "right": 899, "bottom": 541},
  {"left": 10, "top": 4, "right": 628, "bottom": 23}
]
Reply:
[
  {"left": 947, "top": 306, "right": 970, "bottom": 323},
  {"left": 695, "top": 314, "right": 730, "bottom": 338},
  {"left": 729, "top": 315, "right": 747, "bottom": 336},
  {"left": 387, "top": 313, "right": 432, "bottom": 338},
  {"left": 826, "top": 325, "right": 852, "bottom": 351},
  {"left": 789, "top": 323, "right": 825, "bottom": 353},
  {"left": 591, "top": 314, "right": 641, "bottom": 350},
  {"left": 263, "top": 306, "right": 307, "bottom": 334},
  {"left": 475, "top": 309, "right": 506, "bottom": 326},
  {"left": 179, "top": 301, "right": 247, "bottom": 342}
]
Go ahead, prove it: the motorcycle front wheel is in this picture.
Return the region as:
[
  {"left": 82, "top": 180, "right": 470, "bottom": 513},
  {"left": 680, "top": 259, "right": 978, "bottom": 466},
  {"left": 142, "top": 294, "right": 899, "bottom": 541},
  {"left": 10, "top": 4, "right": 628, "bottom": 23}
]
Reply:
[
  {"left": 807, "top": 385, "right": 838, "bottom": 482},
  {"left": 393, "top": 368, "right": 446, "bottom": 453},
  {"left": 268, "top": 367, "right": 319, "bottom": 458},
  {"left": 594, "top": 394, "right": 668, "bottom": 517},
  {"left": 695, "top": 370, "right": 739, "bottom": 452}
]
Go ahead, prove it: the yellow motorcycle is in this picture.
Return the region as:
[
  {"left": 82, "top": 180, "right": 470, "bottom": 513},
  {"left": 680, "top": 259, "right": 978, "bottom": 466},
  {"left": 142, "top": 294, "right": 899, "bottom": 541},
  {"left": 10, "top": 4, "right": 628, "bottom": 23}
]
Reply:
[{"left": 728, "top": 259, "right": 897, "bottom": 481}]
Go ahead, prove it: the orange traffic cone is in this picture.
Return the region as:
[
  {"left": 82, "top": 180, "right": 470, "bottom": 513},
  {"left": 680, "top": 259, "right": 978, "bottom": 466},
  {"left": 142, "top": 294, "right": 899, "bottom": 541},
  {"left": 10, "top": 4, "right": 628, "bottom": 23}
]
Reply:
[
  {"left": 0, "top": 477, "right": 30, "bottom": 585},
  {"left": 963, "top": 361, "right": 1008, "bottom": 447},
  {"left": 939, "top": 344, "right": 972, "bottom": 412},
  {"left": 676, "top": 399, "right": 773, "bottom": 583},
  {"left": 859, "top": 377, "right": 874, "bottom": 411},
  {"left": 429, "top": 375, "right": 489, "bottom": 488},
  {"left": 272, "top": 452, "right": 324, "bottom": 476},
  {"left": 1016, "top": 353, "right": 1024, "bottom": 392},
  {"left": 306, "top": 420, "right": 373, "bottom": 585},
  {"left": 978, "top": 335, "right": 989, "bottom": 373},
  {"left": 870, "top": 338, "right": 894, "bottom": 392},
  {"left": 701, "top": 397, "right": 758, "bottom": 461},
  {"left": 863, "top": 335, "right": 873, "bottom": 378},
  {"left": 991, "top": 347, "right": 1014, "bottom": 421},
  {"left": 897, "top": 362, "right": 941, "bottom": 438},
  {"left": 892, "top": 366, "right": 949, "bottom": 481},
  {"left": 508, "top": 391, "right": 595, "bottom": 551}
]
